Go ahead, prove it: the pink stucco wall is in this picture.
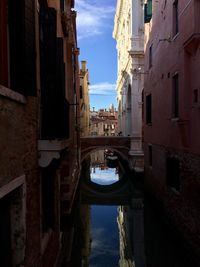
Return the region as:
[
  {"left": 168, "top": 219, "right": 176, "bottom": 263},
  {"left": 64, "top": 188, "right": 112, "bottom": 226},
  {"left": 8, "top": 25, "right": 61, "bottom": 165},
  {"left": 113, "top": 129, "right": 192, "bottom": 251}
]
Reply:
[{"left": 144, "top": 0, "right": 200, "bottom": 154}]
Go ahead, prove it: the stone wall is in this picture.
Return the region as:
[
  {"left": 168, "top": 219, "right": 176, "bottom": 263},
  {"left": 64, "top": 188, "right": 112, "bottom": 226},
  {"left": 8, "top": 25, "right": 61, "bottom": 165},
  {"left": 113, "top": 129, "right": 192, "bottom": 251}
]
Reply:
[
  {"left": 0, "top": 89, "right": 41, "bottom": 266},
  {"left": 144, "top": 142, "right": 200, "bottom": 259}
]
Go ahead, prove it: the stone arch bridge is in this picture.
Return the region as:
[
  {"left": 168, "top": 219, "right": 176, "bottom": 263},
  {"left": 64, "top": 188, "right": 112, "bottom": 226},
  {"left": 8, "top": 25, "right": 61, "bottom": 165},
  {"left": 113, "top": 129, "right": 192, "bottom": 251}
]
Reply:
[{"left": 80, "top": 136, "right": 131, "bottom": 161}]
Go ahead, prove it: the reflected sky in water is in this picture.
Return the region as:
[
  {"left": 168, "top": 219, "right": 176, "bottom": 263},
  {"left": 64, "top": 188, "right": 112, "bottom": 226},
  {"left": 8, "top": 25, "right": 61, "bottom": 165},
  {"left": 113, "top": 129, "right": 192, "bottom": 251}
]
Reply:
[
  {"left": 90, "top": 167, "right": 119, "bottom": 185},
  {"left": 89, "top": 205, "right": 119, "bottom": 267}
]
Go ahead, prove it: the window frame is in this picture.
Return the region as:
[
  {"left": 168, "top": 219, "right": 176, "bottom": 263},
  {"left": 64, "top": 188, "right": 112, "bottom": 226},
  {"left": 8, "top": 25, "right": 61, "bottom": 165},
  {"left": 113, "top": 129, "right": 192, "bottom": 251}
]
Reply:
[
  {"left": 146, "top": 93, "right": 152, "bottom": 124},
  {"left": 172, "top": 73, "right": 179, "bottom": 118},
  {"left": 173, "top": 0, "right": 179, "bottom": 37}
]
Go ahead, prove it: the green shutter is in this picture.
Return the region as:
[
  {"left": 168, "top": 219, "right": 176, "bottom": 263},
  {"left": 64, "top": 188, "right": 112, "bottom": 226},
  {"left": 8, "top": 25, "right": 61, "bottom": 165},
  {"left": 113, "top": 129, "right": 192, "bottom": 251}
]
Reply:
[{"left": 144, "top": 0, "right": 152, "bottom": 23}]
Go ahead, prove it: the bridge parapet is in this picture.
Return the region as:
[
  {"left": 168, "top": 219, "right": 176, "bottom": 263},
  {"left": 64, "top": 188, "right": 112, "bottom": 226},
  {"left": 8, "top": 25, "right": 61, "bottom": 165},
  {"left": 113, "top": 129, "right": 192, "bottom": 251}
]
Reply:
[
  {"left": 80, "top": 136, "right": 131, "bottom": 161},
  {"left": 81, "top": 136, "right": 131, "bottom": 149}
]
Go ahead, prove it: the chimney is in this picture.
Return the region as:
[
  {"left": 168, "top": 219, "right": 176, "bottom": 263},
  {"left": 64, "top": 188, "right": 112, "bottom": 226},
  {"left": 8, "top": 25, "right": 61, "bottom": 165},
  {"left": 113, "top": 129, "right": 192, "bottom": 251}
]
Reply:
[{"left": 81, "top": 60, "right": 87, "bottom": 72}]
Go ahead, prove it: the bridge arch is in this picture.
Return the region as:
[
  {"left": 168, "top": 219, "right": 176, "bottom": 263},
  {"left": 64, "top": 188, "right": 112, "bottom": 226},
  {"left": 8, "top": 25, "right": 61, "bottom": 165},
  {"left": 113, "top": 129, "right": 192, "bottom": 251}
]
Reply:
[
  {"left": 81, "top": 146, "right": 129, "bottom": 163},
  {"left": 81, "top": 174, "right": 132, "bottom": 205},
  {"left": 80, "top": 136, "right": 131, "bottom": 162}
]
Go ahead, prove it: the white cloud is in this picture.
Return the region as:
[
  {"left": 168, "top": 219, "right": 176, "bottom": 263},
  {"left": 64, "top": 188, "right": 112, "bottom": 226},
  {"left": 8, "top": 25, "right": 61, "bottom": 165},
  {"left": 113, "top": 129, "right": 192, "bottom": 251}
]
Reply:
[
  {"left": 75, "top": 0, "right": 115, "bottom": 40},
  {"left": 89, "top": 82, "right": 116, "bottom": 95}
]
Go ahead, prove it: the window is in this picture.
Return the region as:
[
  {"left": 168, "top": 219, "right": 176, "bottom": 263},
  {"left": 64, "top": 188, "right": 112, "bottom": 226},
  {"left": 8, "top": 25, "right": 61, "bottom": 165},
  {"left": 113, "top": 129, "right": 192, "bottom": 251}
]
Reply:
[
  {"left": 173, "top": 0, "right": 179, "bottom": 36},
  {"left": 193, "top": 89, "right": 198, "bottom": 104},
  {"left": 148, "top": 145, "right": 152, "bottom": 166},
  {"left": 60, "top": 0, "right": 65, "bottom": 11},
  {"left": 146, "top": 94, "right": 152, "bottom": 124},
  {"left": 80, "top": 85, "right": 83, "bottom": 99},
  {"left": 41, "top": 165, "right": 55, "bottom": 232},
  {"left": 172, "top": 73, "right": 179, "bottom": 118},
  {"left": 144, "top": 0, "right": 152, "bottom": 23},
  {"left": 166, "top": 157, "right": 180, "bottom": 191},
  {"left": 149, "top": 44, "right": 153, "bottom": 68},
  {"left": 0, "top": 194, "right": 12, "bottom": 266},
  {"left": 0, "top": 0, "right": 36, "bottom": 95},
  {"left": 0, "top": 186, "right": 25, "bottom": 267},
  {"left": 40, "top": 10, "right": 69, "bottom": 139}
]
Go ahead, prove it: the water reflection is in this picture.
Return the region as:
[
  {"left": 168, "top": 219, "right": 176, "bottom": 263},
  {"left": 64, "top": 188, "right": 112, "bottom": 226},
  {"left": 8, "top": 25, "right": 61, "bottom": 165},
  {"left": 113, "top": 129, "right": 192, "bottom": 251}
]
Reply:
[
  {"left": 80, "top": 149, "right": 198, "bottom": 267},
  {"left": 90, "top": 168, "right": 119, "bottom": 185},
  {"left": 89, "top": 206, "right": 119, "bottom": 267},
  {"left": 81, "top": 149, "right": 139, "bottom": 267}
]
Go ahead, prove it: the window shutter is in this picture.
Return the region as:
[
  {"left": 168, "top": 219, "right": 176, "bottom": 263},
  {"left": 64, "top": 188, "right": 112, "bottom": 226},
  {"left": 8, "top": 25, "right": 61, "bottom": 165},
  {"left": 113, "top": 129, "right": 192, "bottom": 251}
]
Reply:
[
  {"left": 56, "top": 38, "right": 69, "bottom": 138},
  {"left": 8, "top": 0, "right": 24, "bottom": 94},
  {"left": 24, "top": 0, "right": 36, "bottom": 96},
  {"left": 144, "top": 0, "right": 152, "bottom": 23},
  {"left": 8, "top": 0, "right": 36, "bottom": 95},
  {"left": 40, "top": 7, "right": 57, "bottom": 139},
  {"left": 0, "top": 0, "right": 8, "bottom": 86}
]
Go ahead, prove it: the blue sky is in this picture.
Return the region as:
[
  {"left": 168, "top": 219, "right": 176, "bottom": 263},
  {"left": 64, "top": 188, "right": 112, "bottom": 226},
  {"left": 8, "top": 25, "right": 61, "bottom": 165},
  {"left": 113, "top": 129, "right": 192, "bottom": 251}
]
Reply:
[{"left": 75, "top": 0, "right": 117, "bottom": 110}]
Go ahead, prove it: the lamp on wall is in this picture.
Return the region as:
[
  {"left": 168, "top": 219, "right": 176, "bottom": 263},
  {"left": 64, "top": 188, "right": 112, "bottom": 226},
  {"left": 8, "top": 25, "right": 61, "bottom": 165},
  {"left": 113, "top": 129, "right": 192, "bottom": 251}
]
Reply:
[{"left": 132, "top": 67, "right": 149, "bottom": 75}]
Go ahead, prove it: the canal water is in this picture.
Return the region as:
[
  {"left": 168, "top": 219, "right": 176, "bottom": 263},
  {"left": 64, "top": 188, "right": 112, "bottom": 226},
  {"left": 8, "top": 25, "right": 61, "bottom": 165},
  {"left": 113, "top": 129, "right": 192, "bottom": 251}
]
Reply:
[
  {"left": 89, "top": 205, "right": 119, "bottom": 267},
  {"left": 80, "top": 150, "right": 198, "bottom": 267}
]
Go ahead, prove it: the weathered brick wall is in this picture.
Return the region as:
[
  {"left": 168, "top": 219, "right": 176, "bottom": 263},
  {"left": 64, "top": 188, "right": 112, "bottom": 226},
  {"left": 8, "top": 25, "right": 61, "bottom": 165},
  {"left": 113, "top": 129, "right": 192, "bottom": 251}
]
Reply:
[
  {"left": 0, "top": 96, "right": 38, "bottom": 184},
  {"left": 0, "top": 93, "right": 42, "bottom": 266},
  {"left": 144, "top": 143, "right": 200, "bottom": 259}
]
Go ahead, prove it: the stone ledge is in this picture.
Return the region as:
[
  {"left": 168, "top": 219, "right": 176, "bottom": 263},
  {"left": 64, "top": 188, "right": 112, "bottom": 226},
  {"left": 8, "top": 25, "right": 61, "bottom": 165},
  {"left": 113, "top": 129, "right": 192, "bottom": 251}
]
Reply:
[
  {"left": 0, "top": 174, "right": 25, "bottom": 199},
  {"left": 0, "top": 85, "right": 26, "bottom": 104},
  {"left": 38, "top": 139, "right": 72, "bottom": 167}
]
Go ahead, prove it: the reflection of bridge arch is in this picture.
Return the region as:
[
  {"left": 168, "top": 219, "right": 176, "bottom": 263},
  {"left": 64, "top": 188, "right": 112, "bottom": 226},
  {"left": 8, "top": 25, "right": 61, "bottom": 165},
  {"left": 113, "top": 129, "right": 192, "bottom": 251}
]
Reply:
[
  {"left": 81, "top": 174, "right": 133, "bottom": 205},
  {"left": 81, "top": 136, "right": 131, "bottom": 162}
]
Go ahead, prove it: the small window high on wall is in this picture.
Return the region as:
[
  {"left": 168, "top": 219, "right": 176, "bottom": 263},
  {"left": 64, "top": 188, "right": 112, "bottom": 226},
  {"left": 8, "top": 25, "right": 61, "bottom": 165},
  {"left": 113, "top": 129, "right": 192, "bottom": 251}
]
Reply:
[
  {"left": 173, "top": 0, "right": 179, "bottom": 36},
  {"left": 146, "top": 94, "right": 152, "bottom": 124},
  {"left": 172, "top": 73, "right": 179, "bottom": 118},
  {"left": 166, "top": 157, "right": 180, "bottom": 191},
  {"left": 144, "top": 0, "right": 152, "bottom": 23}
]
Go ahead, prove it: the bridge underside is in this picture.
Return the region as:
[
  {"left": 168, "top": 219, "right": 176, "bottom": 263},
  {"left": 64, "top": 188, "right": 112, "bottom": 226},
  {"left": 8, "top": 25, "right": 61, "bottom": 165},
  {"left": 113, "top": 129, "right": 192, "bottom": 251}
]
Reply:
[
  {"left": 81, "top": 136, "right": 131, "bottom": 162},
  {"left": 81, "top": 179, "right": 133, "bottom": 205}
]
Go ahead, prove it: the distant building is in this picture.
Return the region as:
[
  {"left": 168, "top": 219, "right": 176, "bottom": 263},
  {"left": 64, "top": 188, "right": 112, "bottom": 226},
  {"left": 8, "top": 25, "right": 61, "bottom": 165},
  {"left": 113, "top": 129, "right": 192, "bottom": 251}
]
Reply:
[
  {"left": 144, "top": 0, "right": 200, "bottom": 258},
  {"left": 80, "top": 60, "right": 90, "bottom": 136},
  {"left": 90, "top": 105, "right": 118, "bottom": 136}
]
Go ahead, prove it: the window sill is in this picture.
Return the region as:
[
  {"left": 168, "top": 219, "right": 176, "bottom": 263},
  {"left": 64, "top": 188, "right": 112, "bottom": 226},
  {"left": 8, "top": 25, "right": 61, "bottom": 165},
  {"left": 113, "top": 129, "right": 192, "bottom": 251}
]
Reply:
[
  {"left": 171, "top": 117, "right": 179, "bottom": 122},
  {"left": 171, "top": 118, "right": 189, "bottom": 124},
  {"left": 0, "top": 85, "right": 26, "bottom": 104}
]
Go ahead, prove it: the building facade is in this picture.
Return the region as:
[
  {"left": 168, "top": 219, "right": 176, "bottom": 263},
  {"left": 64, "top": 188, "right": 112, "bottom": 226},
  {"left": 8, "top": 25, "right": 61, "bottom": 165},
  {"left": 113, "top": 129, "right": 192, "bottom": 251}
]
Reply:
[
  {"left": 0, "top": 0, "right": 81, "bottom": 266},
  {"left": 113, "top": 0, "right": 144, "bottom": 171},
  {"left": 144, "top": 0, "right": 200, "bottom": 258},
  {"left": 80, "top": 61, "right": 90, "bottom": 137}
]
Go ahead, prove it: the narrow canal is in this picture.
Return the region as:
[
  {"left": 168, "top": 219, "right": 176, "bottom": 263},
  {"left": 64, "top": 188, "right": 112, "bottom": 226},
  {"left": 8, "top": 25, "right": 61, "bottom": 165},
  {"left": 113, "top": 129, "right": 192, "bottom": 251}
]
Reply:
[{"left": 79, "top": 149, "right": 198, "bottom": 267}]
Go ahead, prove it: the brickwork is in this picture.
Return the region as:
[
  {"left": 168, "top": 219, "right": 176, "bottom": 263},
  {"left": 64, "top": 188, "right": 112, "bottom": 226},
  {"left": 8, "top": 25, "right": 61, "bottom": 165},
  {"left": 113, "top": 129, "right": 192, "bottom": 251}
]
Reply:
[
  {"left": 0, "top": 0, "right": 80, "bottom": 266},
  {"left": 0, "top": 95, "right": 38, "bottom": 185},
  {"left": 144, "top": 143, "right": 200, "bottom": 258}
]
